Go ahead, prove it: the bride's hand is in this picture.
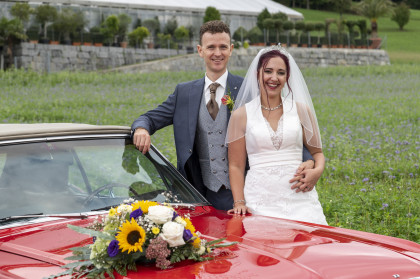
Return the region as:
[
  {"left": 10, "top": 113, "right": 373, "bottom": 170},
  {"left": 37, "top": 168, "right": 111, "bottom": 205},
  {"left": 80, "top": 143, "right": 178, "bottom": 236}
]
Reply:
[{"left": 228, "top": 204, "right": 251, "bottom": 215}]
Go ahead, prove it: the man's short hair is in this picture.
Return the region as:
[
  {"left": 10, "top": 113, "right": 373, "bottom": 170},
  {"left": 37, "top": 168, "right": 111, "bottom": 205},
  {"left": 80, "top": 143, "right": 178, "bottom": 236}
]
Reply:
[{"left": 199, "top": 20, "right": 231, "bottom": 45}]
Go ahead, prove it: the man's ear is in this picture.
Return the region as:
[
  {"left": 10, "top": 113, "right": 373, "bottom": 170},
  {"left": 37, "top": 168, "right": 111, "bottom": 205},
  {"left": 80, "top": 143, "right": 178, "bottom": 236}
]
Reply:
[{"left": 197, "top": 45, "right": 203, "bottom": 57}]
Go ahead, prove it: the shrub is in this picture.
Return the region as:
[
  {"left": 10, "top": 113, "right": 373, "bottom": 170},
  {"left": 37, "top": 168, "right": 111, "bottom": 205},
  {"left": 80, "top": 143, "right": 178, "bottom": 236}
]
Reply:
[{"left": 391, "top": 2, "right": 410, "bottom": 31}]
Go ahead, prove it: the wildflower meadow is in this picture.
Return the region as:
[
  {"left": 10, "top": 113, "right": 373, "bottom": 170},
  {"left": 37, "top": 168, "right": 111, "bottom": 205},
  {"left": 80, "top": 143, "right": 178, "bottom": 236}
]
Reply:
[{"left": 0, "top": 64, "right": 418, "bottom": 243}]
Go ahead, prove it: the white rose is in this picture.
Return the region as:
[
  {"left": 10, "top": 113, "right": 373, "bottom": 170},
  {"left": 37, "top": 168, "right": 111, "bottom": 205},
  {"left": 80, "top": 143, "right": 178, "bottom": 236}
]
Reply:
[
  {"left": 147, "top": 205, "right": 174, "bottom": 225},
  {"left": 160, "top": 222, "right": 185, "bottom": 247}
]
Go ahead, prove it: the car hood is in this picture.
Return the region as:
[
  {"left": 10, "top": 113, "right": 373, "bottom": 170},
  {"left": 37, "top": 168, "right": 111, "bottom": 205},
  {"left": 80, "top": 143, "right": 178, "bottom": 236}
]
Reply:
[{"left": 0, "top": 207, "right": 419, "bottom": 279}]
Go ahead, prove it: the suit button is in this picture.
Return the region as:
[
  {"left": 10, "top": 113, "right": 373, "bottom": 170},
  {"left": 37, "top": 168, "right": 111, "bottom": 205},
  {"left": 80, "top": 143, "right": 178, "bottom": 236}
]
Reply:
[
  {"left": 208, "top": 131, "right": 212, "bottom": 135},
  {"left": 222, "top": 157, "right": 226, "bottom": 161},
  {"left": 219, "top": 130, "right": 223, "bottom": 134},
  {"left": 221, "top": 144, "right": 225, "bottom": 147},
  {"left": 213, "top": 170, "right": 217, "bottom": 174},
  {"left": 189, "top": 149, "right": 192, "bottom": 153},
  {"left": 224, "top": 170, "right": 227, "bottom": 173},
  {"left": 211, "top": 158, "right": 215, "bottom": 161},
  {"left": 209, "top": 144, "right": 213, "bottom": 147}
]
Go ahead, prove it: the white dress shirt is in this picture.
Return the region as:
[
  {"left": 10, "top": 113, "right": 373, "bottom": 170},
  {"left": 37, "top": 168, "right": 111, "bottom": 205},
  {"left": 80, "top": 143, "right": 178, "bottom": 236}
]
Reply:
[{"left": 203, "top": 70, "right": 228, "bottom": 108}]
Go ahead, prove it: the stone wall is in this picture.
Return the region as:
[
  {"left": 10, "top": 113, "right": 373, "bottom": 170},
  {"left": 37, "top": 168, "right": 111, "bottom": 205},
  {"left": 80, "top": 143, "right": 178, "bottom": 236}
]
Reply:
[
  {"left": 13, "top": 43, "right": 390, "bottom": 73},
  {"left": 13, "top": 42, "right": 188, "bottom": 72},
  {"left": 112, "top": 47, "right": 391, "bottom": 74}
]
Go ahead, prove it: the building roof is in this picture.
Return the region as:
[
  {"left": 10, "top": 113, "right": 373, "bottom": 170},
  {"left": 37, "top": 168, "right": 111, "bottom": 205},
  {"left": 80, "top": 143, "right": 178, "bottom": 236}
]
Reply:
[{"left": 25, "top": 0, "right": 303, "bottom": 19}]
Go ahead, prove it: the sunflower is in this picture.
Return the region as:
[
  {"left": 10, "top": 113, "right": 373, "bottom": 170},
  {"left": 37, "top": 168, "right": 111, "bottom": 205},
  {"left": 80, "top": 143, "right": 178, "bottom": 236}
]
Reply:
[
  {"left": 116, "top": 218, "right": 146, "bottom": 253},
  {"left": 132, "top": 200, "right": 158, "bottom": 214},
  {"left": 183, "top": 217, "right": 196, "bottom": 233}
]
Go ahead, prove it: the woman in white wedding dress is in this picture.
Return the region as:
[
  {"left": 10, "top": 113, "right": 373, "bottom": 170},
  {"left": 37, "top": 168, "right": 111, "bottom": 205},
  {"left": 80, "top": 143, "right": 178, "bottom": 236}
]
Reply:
[{"left": 226, "top": 45, "right": 328, "bottom": 225}]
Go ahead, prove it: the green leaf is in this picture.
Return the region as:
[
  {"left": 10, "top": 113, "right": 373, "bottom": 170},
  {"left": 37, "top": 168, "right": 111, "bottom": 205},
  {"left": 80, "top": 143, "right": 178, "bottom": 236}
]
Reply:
[
  {"left": 206, "top": 237, "right": 226, "bottom": 246},
  {"left": 68, "top": 224, "right": 114, "bottom": 240},
  {"left": 211, "top": 241, "right": 238, "bottom": 248}
]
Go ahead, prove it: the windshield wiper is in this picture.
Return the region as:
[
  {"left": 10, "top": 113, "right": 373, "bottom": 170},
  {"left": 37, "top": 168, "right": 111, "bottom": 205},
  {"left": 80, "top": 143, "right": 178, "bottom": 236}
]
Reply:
[{"left": 0, "top": 213, "right": 88, "bottom": 222}]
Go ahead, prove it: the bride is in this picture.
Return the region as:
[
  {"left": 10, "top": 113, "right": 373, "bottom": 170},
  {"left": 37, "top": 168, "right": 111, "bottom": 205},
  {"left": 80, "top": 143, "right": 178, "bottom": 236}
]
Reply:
[{"left": 226, "top": 45, "right": 328, "bottom": 225}]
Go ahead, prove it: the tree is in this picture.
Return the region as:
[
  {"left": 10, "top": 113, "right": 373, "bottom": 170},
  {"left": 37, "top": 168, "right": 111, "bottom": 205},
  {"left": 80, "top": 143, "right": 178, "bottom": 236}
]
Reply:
[
  {"left": 247, "top": 26, "right": 263, "bottom": 44},
  {"left": 391, "top": 2, "right": 410, "bottom": 31},
  {"left": 263, "top": 18, "right": 275, "bottom": 43},
  {"left": 34, "top": 5, "right": 58, "bottom": 40},
  {"left": 0, "top": 17, "right": 27, "bottom": 68},
  {"left": 164, "top": 17, "right": 178, "bottom": 36},
  {"left": 355, "top": 0, "right": 395, "bottom": 37},
  {"left": 117, "top": 14, "right": 132, "bottom": 43},
  {"left": 203, "top": 7, "right": 221, "bottom": 23},
  {"left": 330, "top": 0, "right": 353, "bottom": 21},
  {"left": 174, "top": 26, "right": 189, "bottom": 45},
  {"left": 233, "top": 26, "right": 248, "bottom": 43},
  {"left": 101, "top": 15, "right": 119, "bottom": 45},
  {"left": 257, "top": 8, "right": 271, "bottom": 30},
  {"left": 10, "top": 2, "right": 32, "bottom": 34},
  {"left": 143, "top": 18, "right": 160, "bottom": 37},
  {"left": 128, "top": 26, "right": 149, "bottom": 47},
  {"left": 54, "top": 8, "right": 85, "bottom": 43}
]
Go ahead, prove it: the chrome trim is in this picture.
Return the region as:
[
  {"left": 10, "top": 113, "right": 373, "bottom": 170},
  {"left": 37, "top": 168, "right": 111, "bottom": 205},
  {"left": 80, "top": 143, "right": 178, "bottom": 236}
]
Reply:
[{"left": 0, "top": 133, "right": 130, "bottom": 145}]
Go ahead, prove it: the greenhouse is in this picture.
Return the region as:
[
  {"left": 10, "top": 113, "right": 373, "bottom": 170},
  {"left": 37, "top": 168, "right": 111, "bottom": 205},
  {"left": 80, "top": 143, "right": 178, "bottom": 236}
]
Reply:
[{"left": 0, "top": 0, "right": 303, "bottom": 35}]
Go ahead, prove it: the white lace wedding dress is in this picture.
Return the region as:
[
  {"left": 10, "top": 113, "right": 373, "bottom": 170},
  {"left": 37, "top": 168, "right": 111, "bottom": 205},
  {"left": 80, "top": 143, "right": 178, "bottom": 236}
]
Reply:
[{"left": 244, "top": 97, "right": 328, "bottom": 225}]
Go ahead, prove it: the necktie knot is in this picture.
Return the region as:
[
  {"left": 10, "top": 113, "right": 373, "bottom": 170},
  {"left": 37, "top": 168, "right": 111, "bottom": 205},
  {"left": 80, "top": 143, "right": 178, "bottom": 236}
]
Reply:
[{"left": 209, "top": 82, "right": 220, "bottom": 94}]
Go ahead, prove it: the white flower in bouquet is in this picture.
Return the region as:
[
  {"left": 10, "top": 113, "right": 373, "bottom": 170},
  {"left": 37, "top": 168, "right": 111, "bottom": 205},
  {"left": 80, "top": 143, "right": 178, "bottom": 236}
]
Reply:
[
  {"left": 174, "top": 216, "right": 187, "bottom": 226},
  {"left": 147, "top": 205, "right": 174, "bottom": 225},
  {"left": 117, "top": 204, "right": 132, "bottom": 215},
  {"left": 160, "top": 221, "right": 185, "bottom": 247},
  {"left": 197, "top": 246, "right": 206, "bottom": 255}
]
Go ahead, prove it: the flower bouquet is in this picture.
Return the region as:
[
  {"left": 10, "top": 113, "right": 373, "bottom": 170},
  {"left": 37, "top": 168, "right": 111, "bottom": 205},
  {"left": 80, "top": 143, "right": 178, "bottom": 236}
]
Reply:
[{"left": 49, "top": 200, "right": 236, "bottom": 278}]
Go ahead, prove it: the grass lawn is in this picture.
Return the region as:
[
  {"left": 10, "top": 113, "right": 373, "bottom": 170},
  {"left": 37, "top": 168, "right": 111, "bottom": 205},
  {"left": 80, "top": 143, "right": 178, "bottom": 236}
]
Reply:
[
  {"left": 1, "top": 66, "right": 419, "bottom": 243},
  {"left": 295, "top": 7, "right": 420, "bottom": 64}
]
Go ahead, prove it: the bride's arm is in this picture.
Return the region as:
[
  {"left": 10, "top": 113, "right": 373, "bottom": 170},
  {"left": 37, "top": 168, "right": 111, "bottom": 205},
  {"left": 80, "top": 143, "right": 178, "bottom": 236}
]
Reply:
[{"left": 227, "top": 108, "right": 251, "bottom": 215}]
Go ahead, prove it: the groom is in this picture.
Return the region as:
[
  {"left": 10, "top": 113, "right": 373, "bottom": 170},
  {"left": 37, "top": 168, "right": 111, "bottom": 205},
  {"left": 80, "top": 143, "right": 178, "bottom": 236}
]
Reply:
[{"left": 132, "top": 20, "right": 314, "bottom": 210}]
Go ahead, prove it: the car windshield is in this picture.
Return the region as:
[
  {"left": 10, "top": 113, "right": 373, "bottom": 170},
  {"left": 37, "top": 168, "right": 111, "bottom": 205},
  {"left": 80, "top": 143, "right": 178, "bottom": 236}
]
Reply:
[{"left": 0, "top": 137, "right": 208, "bottom": 219}]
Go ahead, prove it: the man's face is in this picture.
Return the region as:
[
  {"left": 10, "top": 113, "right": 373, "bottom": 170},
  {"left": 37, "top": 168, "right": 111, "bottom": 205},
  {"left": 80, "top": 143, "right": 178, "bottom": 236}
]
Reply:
[{"left": 197, "top": 32, "right": 233, "bottom": 77}]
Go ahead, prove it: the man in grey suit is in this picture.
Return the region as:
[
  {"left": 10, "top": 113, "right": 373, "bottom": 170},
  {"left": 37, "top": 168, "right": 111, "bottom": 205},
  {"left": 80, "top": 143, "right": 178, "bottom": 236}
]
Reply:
[{"left": 132, "top": 21, "right": 315, "bottom": 210}]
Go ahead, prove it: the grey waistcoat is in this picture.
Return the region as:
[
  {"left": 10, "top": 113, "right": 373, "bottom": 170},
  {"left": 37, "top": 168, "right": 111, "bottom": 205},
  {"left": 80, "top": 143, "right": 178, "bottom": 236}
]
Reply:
[{"left": 196, "top": 95, "right": 230, "bottom": 192}]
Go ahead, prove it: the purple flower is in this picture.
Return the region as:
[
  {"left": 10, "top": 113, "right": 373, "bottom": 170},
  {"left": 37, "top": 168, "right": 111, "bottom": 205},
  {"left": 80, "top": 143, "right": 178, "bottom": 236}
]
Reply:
[
  {"left": 183, "top": 229, "right": 194, "bottom": 242},
  {"left": 406, "top": 213, "right": 412, "bottom": 218},
  {"left": 380, "top": 203, "right": 389, "bottom": 210},
  {"left": 130, "top": 208, "right": 143, "bottom": 219},
  {"left": 107, "top": 240, "right": 120, "bottom": 257},
  {"left": 360, "top": 188, "right": 366, "bottom": 192},
  {"left": 172, "top": 211, "right": 179, "bottom": 221},
  {"left": 362, "top": 178, "right": 369, "bottom": 182}
]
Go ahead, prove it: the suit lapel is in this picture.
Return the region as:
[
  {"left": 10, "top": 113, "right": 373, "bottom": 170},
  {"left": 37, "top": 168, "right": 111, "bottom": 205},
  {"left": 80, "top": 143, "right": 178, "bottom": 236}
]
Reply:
[{"left": 188, "top": 78, "right": 205, "bottom": 146}]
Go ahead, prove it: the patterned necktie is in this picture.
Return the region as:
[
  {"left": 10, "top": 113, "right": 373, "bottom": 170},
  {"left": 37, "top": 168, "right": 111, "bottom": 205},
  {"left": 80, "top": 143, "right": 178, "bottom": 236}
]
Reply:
[{"left": 207, "top": 82, "right": 220, "bottom": 120}]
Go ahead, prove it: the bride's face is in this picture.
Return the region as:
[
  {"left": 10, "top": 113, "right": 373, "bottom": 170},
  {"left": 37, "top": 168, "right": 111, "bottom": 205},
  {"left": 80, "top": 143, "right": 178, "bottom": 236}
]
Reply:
[{"left": 259, "top": 56, "right": 287, "bottom": 98}]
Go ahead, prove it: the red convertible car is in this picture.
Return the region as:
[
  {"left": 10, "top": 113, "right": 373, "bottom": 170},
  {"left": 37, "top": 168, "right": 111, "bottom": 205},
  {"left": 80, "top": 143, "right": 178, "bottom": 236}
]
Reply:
[{"left": 0, "top": 123, "right": 419, "bottom": 279}]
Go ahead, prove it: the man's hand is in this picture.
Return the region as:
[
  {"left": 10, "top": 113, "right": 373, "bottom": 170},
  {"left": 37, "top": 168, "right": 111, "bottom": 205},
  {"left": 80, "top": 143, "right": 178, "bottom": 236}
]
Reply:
[
  {"left": 293, "top": 168, "right": 323, "bottom": 192},
  {"left": 133, "top": 128, "right": 151, "bottom": 154},
  {"left": 290, "top": 160, "right": 314, "bottom": 193}
]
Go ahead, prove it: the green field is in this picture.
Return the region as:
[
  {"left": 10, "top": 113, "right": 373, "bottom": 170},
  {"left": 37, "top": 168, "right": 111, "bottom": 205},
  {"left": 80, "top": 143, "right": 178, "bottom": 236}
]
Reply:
[
  {"left": 295, "top": 8, "right": 420, "bottom": 63},
  {"left": 1, "top": 65, "right": 419, "bottom": 242}
]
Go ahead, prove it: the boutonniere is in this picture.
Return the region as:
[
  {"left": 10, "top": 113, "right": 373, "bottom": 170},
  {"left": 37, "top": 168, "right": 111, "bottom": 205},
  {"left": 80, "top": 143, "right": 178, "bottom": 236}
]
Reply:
[{"left": 221, "top": 86, "right": 235, "bottom": 112}]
